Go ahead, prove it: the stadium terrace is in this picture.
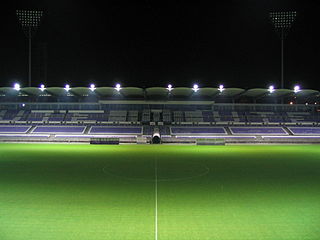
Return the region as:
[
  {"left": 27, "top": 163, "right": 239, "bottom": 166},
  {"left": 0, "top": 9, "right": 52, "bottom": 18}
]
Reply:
[{"left": 0, "top": 84, "right": 319, "bottom": 144}]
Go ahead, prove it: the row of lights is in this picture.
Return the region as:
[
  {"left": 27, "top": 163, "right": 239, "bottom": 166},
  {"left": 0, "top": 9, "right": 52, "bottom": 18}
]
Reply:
[
  {"left": 13, "top": 83, "right": 123, "bottom": 92},
  {"left": 13, "top": 83, "right": 222, "bottom": 92},
  {"left": 13, "top": 83, "right": 301, "bottom": 93},
  {"left": 268, "top": 85, "right": 300, "bottom": 93},
  {"left": 290, "top": 102, "right": 317, "bottom": 105}
]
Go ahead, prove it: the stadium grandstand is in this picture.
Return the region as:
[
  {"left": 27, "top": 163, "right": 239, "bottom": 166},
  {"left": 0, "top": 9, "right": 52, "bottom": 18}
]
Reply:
[
  {"left": 3, "top": 3, "right": 320, "bottom": 240},
  {"left": 0, "top": 84, "right": 319, "bottom": 144}
]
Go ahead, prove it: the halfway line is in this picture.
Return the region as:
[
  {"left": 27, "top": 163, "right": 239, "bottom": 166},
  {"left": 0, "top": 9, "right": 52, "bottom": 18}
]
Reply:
[{"left": 155, "top": 158, "right": 158, "bottom": 240}]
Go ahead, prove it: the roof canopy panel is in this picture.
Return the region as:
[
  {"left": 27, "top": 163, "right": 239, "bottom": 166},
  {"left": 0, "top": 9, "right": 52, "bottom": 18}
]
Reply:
[
  {"left": 170, "top": 87, "right": 193, "bottom": 97},
  {"left": 241, "top": 88, "right": 269, "bottom": 98},
  {"left": 191, "top": 88, "right": 219, "bottom": 97},
  {"left": 46, "top": 87, "right": 71, "bottom": 96},
  {"left": 145, "top": 87, "right": 168, "bottom": 97},
  {"left": 21, "top": 87, "right": 47, "bottom": 96},
  {"left": 95, "top": 87, "right": 119, "bottom": 97},
  {"left": 0, "top": 87, "right": 20, "bottom": 96},
  {"left": 266, "top": 89, "right": 292, "bottom": 98},
  {"left": 121, "top": 87, "right": 144, "bottom": 97},
  {"left": 293, "top": 89, "right": 319, "bottom": 97},
  {"left": 70, "top": 87, "right": 96, "bottom": 96},
  {"left": 216, "top": 88, "right": 245, "bottom": 97}
]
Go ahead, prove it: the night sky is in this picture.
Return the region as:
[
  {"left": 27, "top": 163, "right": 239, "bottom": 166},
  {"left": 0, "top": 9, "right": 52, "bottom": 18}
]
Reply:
[{"left": 1, "top": 0, "right": 319, "bottom": 89}]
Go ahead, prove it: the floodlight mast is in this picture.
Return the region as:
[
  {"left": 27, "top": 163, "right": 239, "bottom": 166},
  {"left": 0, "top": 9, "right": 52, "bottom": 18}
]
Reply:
[
  {"left": 16, "top": 10, "right": 44, "bottom": 87},
  {"left": 28, "top": 27, "right": 32, "bottom": 87},
  {"left": 270, "top": 11, "right": 297, "bottom": 89}
]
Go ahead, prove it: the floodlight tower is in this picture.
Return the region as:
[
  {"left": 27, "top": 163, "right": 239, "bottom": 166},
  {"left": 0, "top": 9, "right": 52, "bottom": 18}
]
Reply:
[
  {"left": 16, "top": 10, "right": 44, "bottom": 87},
  {"left": 270, "top": 11, "right": 297, "bottom": 89}
]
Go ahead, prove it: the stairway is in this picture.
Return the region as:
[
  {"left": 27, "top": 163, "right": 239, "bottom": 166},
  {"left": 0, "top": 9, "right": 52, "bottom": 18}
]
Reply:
[
  {"left": 83, "top": 125, "right": 91, "bottom": 134},
  {"left": 224, "top": 126, "right": 233, "bottom": 135},
  {"left": 283, "top": 126, "right": 294, "bottom": 135},
  {"left": 26, "top": 126, "right": 37, "bottom": 134}
]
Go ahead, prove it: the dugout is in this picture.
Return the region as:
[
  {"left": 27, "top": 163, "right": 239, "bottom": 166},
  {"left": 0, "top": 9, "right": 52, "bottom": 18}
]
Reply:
[{"left": 90, "top": 138, "right": 120, "bottom": 145}]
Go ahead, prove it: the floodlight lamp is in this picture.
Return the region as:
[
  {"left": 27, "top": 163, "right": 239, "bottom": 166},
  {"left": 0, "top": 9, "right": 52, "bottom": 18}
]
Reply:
[
  {"left": 218, "top": 84, "right": 224, "bottom": 92},
  {"left": 167, "top": 84, "right": 173, "bottom": 91},
  {"left": 16, "top": 10, "right": 44, "bottom": 28},
  {"left": 289, "top": 101, "right": 293, "bottom": 105},
  {"left": 22, "top": 103, "right": 25, "bottom": 107},
  {"left": 115, "top": 84, "right": 121, "bottom": 91},
  {"left": 39, "top": 84, "right": 46, "bottom": 91},
  {"left": 192, "top": 84, "right": 199, "bottom": 92},
  {"left": 64, "top": 84, "right": 71, "bottom": 92},
  {"left": 268, "top": 85, "right": 275, "bottom": 93},
  {"left": 89, "top": 84, "right": 96, "bottom": 91},
  {"left": 294, "top": 85, "right": 300, "bottom": 93},
  {"left": 270, "top": 11, "right": 297, "bottom": 29},
  {"left": 14, "top": 83, "right": 21, "bottom": 91}
]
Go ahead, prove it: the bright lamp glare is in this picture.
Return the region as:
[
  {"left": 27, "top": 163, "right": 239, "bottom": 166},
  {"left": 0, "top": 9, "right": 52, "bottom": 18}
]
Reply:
[
  {"left": 294, "top": 85, "right": 300, "bottom": 93},
  {"left": 39, "top": 84, "right": 45, "bottom": 91},
  {"left": 192, "top": 84, "right": 199, "bottom": 92},
  {"left": 115, "top": 84, "right": 121, "bottom": 91},
  {"left": 218, "top": 84, "right": 224, "bottom": 92},
  {"left": 167, "top": 84, "right": 173, "bottom": 91},
  {"left": 14, "top": 83, "right": 21, "bottom": 91},
  {"left": 64, "top": 84, "right": 71, "bottom": 92},
  {"left": 268, "top": 85, "right": 275, "bottom": 93},
  {"left": 89, "top": 84, "right": 96, "bottom": 91}
]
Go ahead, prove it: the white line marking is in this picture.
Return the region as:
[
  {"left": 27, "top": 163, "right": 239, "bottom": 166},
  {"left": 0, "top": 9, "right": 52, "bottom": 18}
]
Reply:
[{"left": 155, "top": 158, "right": 158, "bottom": 240}]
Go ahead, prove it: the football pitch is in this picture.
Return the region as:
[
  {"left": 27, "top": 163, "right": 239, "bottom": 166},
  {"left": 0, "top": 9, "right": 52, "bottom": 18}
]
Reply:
[{"left": 1, "top": 143, "right": 320, "bottom": 240}]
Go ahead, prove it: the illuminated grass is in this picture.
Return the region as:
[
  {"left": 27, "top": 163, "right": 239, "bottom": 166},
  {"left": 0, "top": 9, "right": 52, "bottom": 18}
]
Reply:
[{"left": 0, "top": 144, "right": 320, "bottom": 240}]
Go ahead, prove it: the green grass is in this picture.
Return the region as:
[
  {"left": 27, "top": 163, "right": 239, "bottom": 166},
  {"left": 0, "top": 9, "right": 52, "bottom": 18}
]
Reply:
[{"left": 1, "top": 143, "right": 320, "bottom": 240}]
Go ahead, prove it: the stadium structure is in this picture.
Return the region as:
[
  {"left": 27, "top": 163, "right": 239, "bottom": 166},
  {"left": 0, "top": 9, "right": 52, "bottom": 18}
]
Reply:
[
  {"left": 3, "top": 7, "right": 320, "bottom": 240},
  {"left": 1, "top": 84, "right": 320, "bottom": 144}
]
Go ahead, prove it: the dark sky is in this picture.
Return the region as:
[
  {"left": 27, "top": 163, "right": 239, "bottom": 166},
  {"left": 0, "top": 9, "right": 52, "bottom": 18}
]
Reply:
[{"left": 1, "top": 0, "right": 319, "bottom": 89}]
